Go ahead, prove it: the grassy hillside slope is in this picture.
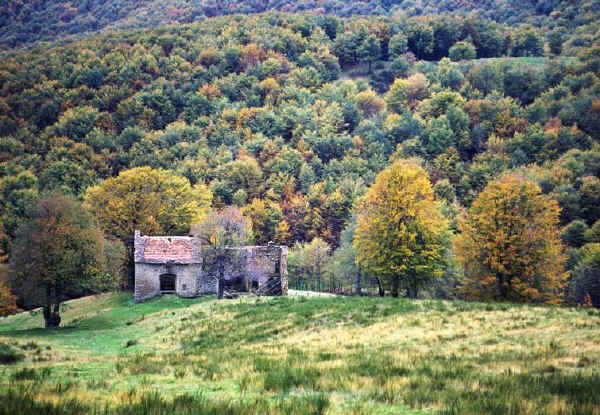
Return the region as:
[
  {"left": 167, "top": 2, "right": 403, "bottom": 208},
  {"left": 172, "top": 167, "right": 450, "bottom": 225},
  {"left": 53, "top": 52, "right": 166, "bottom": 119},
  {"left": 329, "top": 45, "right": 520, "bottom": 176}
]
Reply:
[{"left": 1, "top": 293, "right": 599, "bottom": 414}]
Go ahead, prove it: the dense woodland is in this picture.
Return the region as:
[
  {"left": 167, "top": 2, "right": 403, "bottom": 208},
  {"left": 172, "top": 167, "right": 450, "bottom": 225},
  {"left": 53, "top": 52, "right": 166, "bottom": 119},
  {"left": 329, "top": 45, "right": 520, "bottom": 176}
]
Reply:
[
  {"left": 0, "top": 0, "right": 599, "bottom": 51},
  {"left": 0, "top": 4, "right": 599, "bottom": 320}
]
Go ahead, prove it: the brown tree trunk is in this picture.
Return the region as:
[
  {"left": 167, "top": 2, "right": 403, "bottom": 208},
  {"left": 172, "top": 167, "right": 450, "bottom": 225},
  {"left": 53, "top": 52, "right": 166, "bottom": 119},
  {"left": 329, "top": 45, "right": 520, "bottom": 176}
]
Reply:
[
  {"left": 44, "top": 284, "right": 61, "bottom": 328},
  {"left": 391, "top": 278, "right": 399, "bottom": 298},
  {"left": 377, "top": 278, "right": 385, "bottom": 297},
  {"left": 217, "top": 256, "right": 225, "bottom": 300},
  {"left": 407, "top": 285, "right": 418, "bottom": 299},
  {"left": 498, "top": 274, "right": 509, "bottom": 299},
  {"left": 43, "top": 304, "right": 61, "bottom": 328}
]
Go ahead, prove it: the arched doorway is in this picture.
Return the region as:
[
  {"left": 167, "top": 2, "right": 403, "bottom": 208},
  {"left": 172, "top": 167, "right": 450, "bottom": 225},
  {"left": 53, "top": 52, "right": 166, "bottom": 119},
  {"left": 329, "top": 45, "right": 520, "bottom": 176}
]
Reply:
[{"left": 159, "top": 273, "right": 176, "bottom": 292}]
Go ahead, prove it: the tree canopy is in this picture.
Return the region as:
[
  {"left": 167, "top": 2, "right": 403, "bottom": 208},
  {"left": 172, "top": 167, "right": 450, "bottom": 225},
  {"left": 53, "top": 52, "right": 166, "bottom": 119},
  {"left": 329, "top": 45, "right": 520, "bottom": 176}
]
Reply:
[
  {"left": 455, "top": 174, "right": 567, "bottom": 303},
  {"left": 354, "top": 160, "right": 449, "bottom": 298},
  {"left": 9, "top": 193, "right": 121, "bottom": 327},
  {"left": 84, "top": 167, "right": 212, "bottom": 242}
]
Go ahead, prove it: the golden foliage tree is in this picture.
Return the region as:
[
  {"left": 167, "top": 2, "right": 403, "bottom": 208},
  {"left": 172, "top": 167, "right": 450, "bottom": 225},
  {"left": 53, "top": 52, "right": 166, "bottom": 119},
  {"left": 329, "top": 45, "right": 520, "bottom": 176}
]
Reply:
[
  {"left": 84, "top": 166, "right": 212, "bottom": 241},
  {"left": 84, "top": 167, "right": 211, "bottom": 288},
  {"left": 354, "top": 160, "right": 449, "bottom": 298},
  {"left": 355, "top": 89, "right": 385, "bottom": 118},
  {"left": 455, "top": 174, "right": 567, "bottom": 303}
]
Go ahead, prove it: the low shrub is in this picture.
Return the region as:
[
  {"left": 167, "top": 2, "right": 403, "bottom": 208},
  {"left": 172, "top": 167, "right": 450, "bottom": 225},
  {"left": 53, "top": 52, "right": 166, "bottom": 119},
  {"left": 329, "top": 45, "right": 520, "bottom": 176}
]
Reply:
[{"left": 0, "top": 343, "right": 24, "bottom": 365}]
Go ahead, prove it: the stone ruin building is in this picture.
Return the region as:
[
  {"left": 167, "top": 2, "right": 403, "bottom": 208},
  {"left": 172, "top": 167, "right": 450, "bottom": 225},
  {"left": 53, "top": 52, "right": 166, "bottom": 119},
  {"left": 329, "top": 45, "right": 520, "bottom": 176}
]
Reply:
[{"left": 133, "top": 230, "right": 288, "bottom": 302}]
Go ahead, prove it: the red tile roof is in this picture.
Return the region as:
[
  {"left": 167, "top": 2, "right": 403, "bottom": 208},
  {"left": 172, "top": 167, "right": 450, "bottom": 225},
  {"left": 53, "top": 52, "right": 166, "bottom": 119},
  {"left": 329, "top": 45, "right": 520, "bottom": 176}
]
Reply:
[{"left": 143, "top": 238, "right": 193, "bottom": 261}]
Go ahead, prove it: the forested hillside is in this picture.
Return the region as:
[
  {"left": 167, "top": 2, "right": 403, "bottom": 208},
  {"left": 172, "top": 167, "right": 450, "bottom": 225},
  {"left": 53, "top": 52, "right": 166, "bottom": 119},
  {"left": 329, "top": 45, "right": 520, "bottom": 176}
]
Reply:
[
  {"left": 0, "top": 0, "right": 598, "bottom": 52},
  {"left": 1, "top": 10, "right": 599, "bottom": 308}
]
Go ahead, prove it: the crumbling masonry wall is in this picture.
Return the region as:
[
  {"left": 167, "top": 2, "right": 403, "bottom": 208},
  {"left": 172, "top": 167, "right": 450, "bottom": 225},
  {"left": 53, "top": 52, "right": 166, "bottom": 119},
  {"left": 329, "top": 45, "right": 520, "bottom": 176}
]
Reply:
[{"left": 134, "top": 231, "right": 287, "bottom": 302}]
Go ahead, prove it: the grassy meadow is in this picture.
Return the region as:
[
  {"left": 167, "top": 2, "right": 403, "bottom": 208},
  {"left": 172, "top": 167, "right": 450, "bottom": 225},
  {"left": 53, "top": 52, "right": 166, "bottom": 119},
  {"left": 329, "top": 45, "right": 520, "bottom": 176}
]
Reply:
[{"left": 0, "top": 293, "right": 599, "bottom": 414}]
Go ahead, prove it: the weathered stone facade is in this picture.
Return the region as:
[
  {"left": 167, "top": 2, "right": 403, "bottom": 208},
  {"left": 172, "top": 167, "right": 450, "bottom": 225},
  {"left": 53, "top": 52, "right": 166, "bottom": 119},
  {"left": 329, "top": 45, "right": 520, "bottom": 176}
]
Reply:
[{"left": 134, "top": 230, "right": 288, "bottom": 302}]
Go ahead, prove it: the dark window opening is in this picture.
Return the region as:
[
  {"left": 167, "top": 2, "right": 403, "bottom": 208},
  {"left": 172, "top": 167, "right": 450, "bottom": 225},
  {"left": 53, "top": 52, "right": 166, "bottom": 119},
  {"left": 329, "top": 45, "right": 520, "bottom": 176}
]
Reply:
[
  {"left": 252, "top": 280, "right": 259, "bottom": 289},
  {"left": 160, "top": 274, "right": 176, "bottom": 292},
  {"left": 182, "top": 284, "right": 187, "bottom": 291}
]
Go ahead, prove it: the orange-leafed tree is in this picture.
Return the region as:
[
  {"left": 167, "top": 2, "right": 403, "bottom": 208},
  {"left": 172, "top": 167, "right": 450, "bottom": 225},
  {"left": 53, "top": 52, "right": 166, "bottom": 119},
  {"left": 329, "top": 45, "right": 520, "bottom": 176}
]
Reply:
[
  {"left": 455, "top": 174, "right": 568, "bottom": 303},
  {"left": 0, "top": 280, "right": 19, "bottom": 317},
  {"left": 354, "top": 160, "right": 449, "bottom": 298}
]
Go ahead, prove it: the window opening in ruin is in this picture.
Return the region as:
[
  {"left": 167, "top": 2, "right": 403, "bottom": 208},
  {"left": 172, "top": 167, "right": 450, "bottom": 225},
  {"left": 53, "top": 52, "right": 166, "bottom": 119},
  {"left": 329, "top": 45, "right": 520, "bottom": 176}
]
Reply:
[
  {"left": 159, "top": 273, "right": 176, "bottom": 292},
  {"left": 182, "top": 284, "right": 187, "bottom": 290},
  {"left": 252, "top": 280, "right": 258, "bottom": 289}
]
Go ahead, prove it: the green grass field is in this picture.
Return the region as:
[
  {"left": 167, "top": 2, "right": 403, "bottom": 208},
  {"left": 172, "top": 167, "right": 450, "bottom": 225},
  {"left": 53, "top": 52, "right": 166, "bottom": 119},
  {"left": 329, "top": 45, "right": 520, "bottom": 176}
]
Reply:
[{"left": 1, "top": 293, "right": 599, "bottom": 414}]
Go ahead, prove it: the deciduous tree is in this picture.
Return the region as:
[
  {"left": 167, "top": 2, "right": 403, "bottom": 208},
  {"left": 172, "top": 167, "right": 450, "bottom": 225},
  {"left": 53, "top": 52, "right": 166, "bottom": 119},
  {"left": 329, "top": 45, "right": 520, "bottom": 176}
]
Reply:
[
  {"left": 385, "top": 73, "right": 430, "bottom": 112},
  {"left": 84, "top": 167, "right": 211, "bottom": 241},
  {"left": 84, "top": 167, "right": 212, "bottom": 287},
  {"left": 191, "top": 207, "right": 252, "bottom": 297},
  {"left": 455, "top": 174, "right": 567, "bottom": 303},
  {"left": 9, "top": 193, "right": 118, "bottom": 327},
  {"left": 449, "top": 41, "right": 476, "bottom": 61},
  {"left": 288, "top": 237, "right": 331, "bottom": 292},
  {"left": 0, "top": 280, "right": 19, "bottom": 317},
  {"left": 354, "top": 160, "right": 449, "bottom": 298}
]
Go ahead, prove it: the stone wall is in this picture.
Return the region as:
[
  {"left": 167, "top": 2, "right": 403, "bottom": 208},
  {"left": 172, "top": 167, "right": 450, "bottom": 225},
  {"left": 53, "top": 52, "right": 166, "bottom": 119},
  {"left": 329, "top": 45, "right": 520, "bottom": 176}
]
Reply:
[
  {"left": 134, "top": 262, "right": 203, "bottom": 302},
  {"left": 134, "top": 231, "right": 287, "bottom": 302}
]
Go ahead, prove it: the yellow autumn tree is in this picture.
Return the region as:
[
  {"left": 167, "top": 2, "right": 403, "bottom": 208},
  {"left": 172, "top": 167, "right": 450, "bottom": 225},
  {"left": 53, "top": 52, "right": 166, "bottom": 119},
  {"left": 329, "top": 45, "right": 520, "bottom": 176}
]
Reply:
[
  {"left": 354, "top": 160, "right": 449, "bottom": 298},
  {"left": 84, "top": 167, "right": 212, "bottom": 288},
  {"left": 84, "top": 167, "right": 212, "bottom": 241},
  {"left": 454, "top": 174, "right": 567, "bottom": 303}
]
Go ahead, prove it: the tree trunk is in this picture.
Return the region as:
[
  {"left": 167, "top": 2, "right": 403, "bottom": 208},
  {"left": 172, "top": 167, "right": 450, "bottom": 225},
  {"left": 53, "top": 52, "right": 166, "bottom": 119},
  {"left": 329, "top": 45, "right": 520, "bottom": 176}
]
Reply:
[
  {"left": 217, "top": 258, "right": 224, "bottom": 300},
  {"left": 43, "top": 304, "right": 61, "bottom": 328},
  {"left": 498, "top": 274, "right": 508, "bottom": 299},
  {"left": 407, "top": 285, "right": 418, "bottom": 299},
  {"left": 377, "top": 278, "right": 385, "bottom": 297},
  {"left": 356, "top": 271, "right": 362, "bottom": 296},
  {"left": 217, "top": 278, "right": 224, "bottom": 299},
  {"left": 126, "top": 262, "right": 135, "bottom": 291},
  {"left": 391, "top": 278, "right": 399, "bottom": 298},
  {"left": 43, "top": 284, "right": 60, "bottom": 328}
]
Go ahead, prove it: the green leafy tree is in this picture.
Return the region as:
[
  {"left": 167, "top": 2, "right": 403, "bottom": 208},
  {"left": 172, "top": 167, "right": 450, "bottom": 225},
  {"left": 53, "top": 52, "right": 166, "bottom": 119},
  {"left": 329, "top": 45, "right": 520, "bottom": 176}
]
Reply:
[
  {"left": 388, "top": 33, "right": 408, "bottom": 58},
  {"left": 568, "top": 243, "right": 600, "bottom": 307},
  {"left": 584, "top": 220, "right": 600, "bottom": 243},
  {"left": 358, "top": 34, "right": 381, "bottom": 73},
  {"left": 288, "top": 237, "right": 331, "bottom": 292},
  {"left": 0, "top": 171, "right": 39, "bottom": 256},
  {"left": 385, "top": 73, "right": 430, "bottom": 113},
  {"left": 406, "top": 23, "right": 434, "bottom": 60},
  {"left": 562, "top": 220, "right": 589, "bottom": 248},
  {"left": 327, "top": 216, "right": 378, "bottom": 295},
  {"left": 511, "top": 27, "right": 544, "bottom": 57},
  {"left": 449, "top": 41, "right": 476, "bottom": 61}
]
